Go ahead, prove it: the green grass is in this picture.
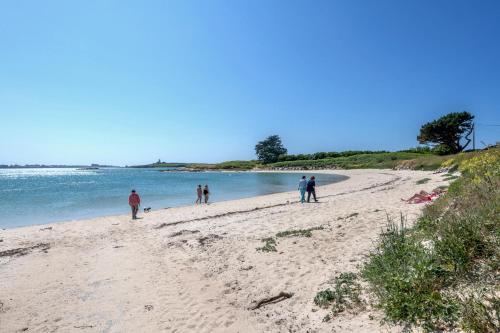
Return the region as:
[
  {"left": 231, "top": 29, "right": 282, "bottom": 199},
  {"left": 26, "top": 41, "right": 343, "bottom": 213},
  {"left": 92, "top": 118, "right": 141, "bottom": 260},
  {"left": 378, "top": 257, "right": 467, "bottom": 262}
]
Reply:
[
  {"left": 257, "top": 227, "right": 324, "bottom": 252},
  {"left": 314, "top": 272, "right": 364, "bottom": 315},
  {"left": 213, "top": 160, "right": 261, "bottom": 170},
  {"left": 361, "top": 149, "right": 500, "bottom": 332},
  {"left": 269, "top": 150, "right": 489, "bottom": 171},
  {"left": 135, "top": 149, "right": 490, "bottom": 172},
  {"left": 416, "top": 177, "right": 431, "bottom": 184},
  {"left": 271, "top": 150, "right": 486, "bottom": 171},
  {"left": 256, "top": 237, "right": 277, "bottom": 252},
  {"left": 189, "top": 160, "right": 261, "bottom": 170},
  {"left": 269, "top": 152, "right": 426, "bottom": 169},
  {"left": 443, "top": 175, "right": 459, "bottom": 181},
  {"left": 277, "top": 150, "right": 392, "bottom": 162},
  {"left": 395, "top": 154, "right": 451, "bottom": 170}
]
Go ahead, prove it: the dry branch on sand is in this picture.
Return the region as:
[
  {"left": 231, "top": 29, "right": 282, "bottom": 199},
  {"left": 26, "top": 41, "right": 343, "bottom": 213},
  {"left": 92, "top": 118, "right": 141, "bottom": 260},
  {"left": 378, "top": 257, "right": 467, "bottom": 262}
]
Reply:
[{"left": 249, "top": 292, "right": 294, "bottom": 310}]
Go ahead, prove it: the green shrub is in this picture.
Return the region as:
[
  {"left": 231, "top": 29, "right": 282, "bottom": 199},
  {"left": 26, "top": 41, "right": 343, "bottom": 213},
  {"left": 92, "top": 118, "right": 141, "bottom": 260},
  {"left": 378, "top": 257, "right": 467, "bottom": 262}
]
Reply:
[
  {"left": 362, "top": 218, "right": 458, "bottom": 331},
  {"left": 362, "top": 149, "right": 499, "bottom": 332},
  {"left": 258, "top": 227, "right": 324, "bottom": 253},
  {"left": 461, "top": 290, "right": 500, "bottom": 333},
  {"left": 432, "top": 144, "right": 454, "bottom": 155},
  {"left": 314, "top": 272, "right": 363, "bottom": 315},
  {"left": 271, "top": 152, "right": 427, "bottom": 169},
  {"left": 214, "top": 160, "right": 261, "bottom": 170},
  {"left": 256, "top": 237, "right": 277, "bottom": 252},
  {"left": 443, "top": 175, "right": 459, "bottom": 181}
]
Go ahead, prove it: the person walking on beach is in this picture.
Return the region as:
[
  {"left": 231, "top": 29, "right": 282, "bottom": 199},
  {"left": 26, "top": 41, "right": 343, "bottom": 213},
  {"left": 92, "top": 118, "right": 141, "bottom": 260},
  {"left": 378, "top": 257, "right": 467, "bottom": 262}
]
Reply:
[
  {"left": 203, "top": 185, "right": 210, "bottom": 204},
  {"left": 128, "top": 189, "right": 141, "bottom": 219},
  {"left": 196, "top": 185, "right": 203, "bottom": 204},
  {"left": 298, "top": 175, "right": 307, "bottom": 203},
  {"left": 307, "top": 176, "right": 318, "bottom": 203}
]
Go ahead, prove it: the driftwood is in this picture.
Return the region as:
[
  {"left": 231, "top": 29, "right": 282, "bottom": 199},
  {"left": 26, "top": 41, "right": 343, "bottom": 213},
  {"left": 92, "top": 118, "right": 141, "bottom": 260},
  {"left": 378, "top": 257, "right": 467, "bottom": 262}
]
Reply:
[{"left": 249, "top": 292, "right": 294, "bottom": 310}]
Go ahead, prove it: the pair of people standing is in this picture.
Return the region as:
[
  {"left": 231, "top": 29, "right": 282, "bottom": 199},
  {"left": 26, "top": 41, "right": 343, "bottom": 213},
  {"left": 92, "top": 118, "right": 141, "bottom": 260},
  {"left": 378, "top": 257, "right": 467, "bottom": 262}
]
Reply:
[
  {"left": 196, "top": 184, "right": 210, "bottom": 204},
  {"left": 298, "top": 176, "right": 318, "bottom": 203},
  {"left": 128, "top": 184, "right": 212, "bottom": 220}
]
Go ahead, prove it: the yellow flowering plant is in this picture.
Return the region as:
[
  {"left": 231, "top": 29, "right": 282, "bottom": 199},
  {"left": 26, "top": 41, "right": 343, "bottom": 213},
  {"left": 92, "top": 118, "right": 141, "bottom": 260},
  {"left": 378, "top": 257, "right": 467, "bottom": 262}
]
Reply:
[{"left": 459, "top": 149, "right": 500, "bottom": 186}]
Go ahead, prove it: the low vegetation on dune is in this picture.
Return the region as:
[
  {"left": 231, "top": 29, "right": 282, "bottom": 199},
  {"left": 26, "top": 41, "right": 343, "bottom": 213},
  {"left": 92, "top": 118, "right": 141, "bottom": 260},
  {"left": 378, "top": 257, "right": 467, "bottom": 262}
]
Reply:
[
  {"left": 275, "top": 150, "right": 393, "bottom": 162},
  {"left": 342, "top": 148, "right": 499, "bottom": 332},
  {"left": 269, "top": 152, "right": 432, "bottom": 169},
  {"left": 395, "top": 153, "right": 452, "bottom": 170},
  {"left": 207, "top": 149, "right": 490, "bottom": 171},
  {"left": 192, "top": 160, "right": 261, "bottom": 170},
  {"left": 257, "top": 227, "right": 325, "bottom": 252},
  {"left": 314, "top": 272, "right": 365, "bottom": 320},
  {"left": 204, "top": 151, "right": 434, "bottom": 170},
  {"left": 256, "top": 237, "right": 277, "bottom": 252}
]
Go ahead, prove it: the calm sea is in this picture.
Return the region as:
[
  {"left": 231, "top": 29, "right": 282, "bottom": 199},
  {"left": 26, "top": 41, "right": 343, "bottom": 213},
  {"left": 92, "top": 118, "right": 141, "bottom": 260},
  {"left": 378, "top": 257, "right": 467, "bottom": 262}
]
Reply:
[{"left": 0, "top": 168, "right": 347, "bottom": 229}]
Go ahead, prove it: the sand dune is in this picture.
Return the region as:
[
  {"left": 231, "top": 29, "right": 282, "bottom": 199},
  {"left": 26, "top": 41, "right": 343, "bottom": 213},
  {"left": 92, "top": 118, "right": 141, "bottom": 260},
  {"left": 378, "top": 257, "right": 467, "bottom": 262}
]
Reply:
[{"left": 0, "top": 169, "right": 450, "bottom": 332}]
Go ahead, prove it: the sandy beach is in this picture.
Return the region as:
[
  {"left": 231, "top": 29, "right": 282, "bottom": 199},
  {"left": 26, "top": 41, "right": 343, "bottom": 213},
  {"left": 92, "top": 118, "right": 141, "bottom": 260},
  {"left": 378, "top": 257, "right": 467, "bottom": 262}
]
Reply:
[{"left": 0, "top": 169, "right": 450, "bottom": 333}]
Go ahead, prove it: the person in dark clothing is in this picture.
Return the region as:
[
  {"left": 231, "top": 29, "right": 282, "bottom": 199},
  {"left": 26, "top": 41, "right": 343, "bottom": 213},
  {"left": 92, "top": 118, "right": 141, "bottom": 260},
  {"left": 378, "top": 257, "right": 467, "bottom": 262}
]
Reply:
[
  {"left": 306, "top": 176, "right": 318, "bottom": 202},
  {"left": 203, "top": 185, "right": 210, "bottom": 204}
]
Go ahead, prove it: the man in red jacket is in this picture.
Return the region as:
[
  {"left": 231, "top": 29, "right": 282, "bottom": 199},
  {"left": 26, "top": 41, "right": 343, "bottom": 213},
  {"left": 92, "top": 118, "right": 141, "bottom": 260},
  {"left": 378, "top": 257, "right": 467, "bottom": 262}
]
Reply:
[{"left": 128, "top": 189, "right": 141, "bottom": 219}]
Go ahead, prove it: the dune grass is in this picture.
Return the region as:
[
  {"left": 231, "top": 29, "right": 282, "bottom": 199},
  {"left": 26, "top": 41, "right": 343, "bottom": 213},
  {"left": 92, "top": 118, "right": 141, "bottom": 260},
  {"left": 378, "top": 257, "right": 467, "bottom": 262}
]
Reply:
[
  {"left": 269, "top": 152, "right": 427, "bottom": 169},
  {"left": 314, "top": 272, "right": 364, "bottom": 316},
  {"left": 185, "top": 149, "right": 492, "bottom": 171},
  {"left": 189, "top": 160, "right": 261, "bottom": 170},
  {"left": 257, "top": 227, "right": 324, "bottom": 252},
  {"left": 269, "top": 149, "right": 491, "bottom": 171},
  {"left": 256, "top": 237, "right": 277, "bottom": 252},
  {"left": 361, "top": 149, "right": 499, "bottom": 332}
]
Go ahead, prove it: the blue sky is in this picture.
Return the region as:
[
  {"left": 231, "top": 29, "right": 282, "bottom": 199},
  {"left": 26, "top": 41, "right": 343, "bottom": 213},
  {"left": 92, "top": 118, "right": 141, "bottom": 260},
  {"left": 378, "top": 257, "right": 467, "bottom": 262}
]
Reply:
[{"left": 1, "top": 0, "right": 499, "bottom": 165}]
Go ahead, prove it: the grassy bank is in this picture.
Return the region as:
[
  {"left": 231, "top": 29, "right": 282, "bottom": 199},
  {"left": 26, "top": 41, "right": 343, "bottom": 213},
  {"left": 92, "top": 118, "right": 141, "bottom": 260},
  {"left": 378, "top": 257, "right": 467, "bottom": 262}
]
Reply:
[
  {"left": 241, "top": 150, "right": 485, "bottom": 171},
  {"left": 133, "top": 149, "right": 489, "bottom": 171},
  {"left": 190, "top": 160, "right": 261, "bottom": 170},
  {"left": 268, "top": 152, "right": 436, "bottom": 170},
  {"left": 201, "top": 151, "right": 437, "bottom": 170},
  {"left": 359, "top": 149, "right": 499, "bottom": 332}
]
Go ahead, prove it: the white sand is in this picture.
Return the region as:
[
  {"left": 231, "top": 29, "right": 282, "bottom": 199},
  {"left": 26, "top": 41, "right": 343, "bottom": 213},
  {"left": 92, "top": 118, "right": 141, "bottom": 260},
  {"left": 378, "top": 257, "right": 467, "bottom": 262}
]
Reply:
[{"left": 0, "top": 169, "right": 449, "bottom": 333}]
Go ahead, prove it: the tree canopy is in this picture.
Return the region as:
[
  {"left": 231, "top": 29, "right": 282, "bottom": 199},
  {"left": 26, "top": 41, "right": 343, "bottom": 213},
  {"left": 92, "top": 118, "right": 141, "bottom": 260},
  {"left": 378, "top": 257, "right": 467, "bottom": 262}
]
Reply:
[
  {"left": 417, "top": 112, "right": 474, "bottom": 154},
  {"left": 255, "top": 135, "right": 287, "bottom": 164}
]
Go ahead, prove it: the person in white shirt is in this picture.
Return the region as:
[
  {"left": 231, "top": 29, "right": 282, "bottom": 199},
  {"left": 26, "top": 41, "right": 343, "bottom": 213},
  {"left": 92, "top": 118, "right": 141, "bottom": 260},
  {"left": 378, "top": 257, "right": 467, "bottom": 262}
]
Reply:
[{"left": 298, "top": 176, "right": 307, "bottom": 203}]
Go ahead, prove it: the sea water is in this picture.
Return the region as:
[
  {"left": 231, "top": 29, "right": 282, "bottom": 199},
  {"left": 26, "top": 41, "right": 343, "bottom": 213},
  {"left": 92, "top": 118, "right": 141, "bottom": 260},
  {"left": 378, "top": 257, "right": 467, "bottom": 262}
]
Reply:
[{"left": 0, "top": 168, "right": 347, "bottom": 228}]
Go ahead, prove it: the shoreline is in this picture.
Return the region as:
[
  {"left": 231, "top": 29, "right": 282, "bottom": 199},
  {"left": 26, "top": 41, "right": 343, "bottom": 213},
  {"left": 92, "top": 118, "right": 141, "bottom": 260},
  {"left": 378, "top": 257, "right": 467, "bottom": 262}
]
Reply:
[
  {"left": 1, "top": 170, "right": 348, "bottom": 231},
  {"left": 0, "top": 169, "right": 451, "bottom": 332}
]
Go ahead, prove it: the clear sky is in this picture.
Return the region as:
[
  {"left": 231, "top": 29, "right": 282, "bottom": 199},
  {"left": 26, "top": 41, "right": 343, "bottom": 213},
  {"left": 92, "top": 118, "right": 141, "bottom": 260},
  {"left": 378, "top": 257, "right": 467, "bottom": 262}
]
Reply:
[{"left": 1, "top": 0, "right": 499, "bottom": 165}]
